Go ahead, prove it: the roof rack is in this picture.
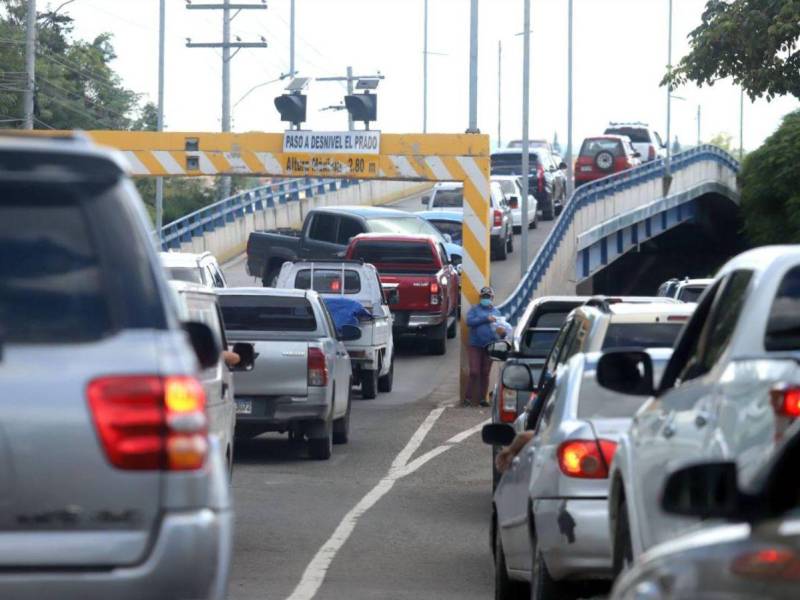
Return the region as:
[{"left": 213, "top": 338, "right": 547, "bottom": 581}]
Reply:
[
  {"left": 607, "top": 121, "right": 649, "bottom": 128},
  {"left": 290, "top": 258, "right": 364, "bottom": 265},
  {"left": 584, "top": 296, "right": 623, "bottom": 313}
]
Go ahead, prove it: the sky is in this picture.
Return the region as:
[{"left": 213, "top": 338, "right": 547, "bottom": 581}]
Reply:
[{"left": 60, "top": 0, "right": 799, "bottom": 152}]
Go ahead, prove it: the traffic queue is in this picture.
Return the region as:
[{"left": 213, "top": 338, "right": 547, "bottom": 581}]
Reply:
[{"left": 482, "top": 246, "right": 800, "bottom": 600}]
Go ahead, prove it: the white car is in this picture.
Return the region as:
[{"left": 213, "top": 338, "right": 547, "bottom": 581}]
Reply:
[
  {"left": 604, "top": 122, "right": 666, "bottom": 163},
  {"left": 672, "top": 277, "right": 713, "bottom": 303},
  {"left": 597, "top": 245, "right": 800, "bottom": 575},
  {"left": 491, "top": 175, "right": 538, "bottom": 232},
  {"left": 161, "top": 250, "right": 227, "bottom": 288}
]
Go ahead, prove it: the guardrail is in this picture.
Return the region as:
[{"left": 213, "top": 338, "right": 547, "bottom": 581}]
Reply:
[
  {"left": 158, "top": 177, "right": 360, "bottom": 251},
  {"left": 498, "top": 145, "right": 739, "bottom": 325}
]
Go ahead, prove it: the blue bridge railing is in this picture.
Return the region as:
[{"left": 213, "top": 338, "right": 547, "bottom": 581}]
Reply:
[
  {"left": 158, "top": 177, "right": 360, "bottom": 251},
  {"left": 498, "top": 145, "right": 739, "bottom": 325}
]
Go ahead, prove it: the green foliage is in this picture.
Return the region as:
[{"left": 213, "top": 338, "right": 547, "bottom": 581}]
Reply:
[
  {"left": 739, "top": 110, "right": 800, "bottom": 244},
  {"left": 664, "top": 0, "right": 800, "bottom": 101}
]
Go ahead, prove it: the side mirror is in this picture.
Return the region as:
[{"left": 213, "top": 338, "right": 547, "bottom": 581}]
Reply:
[
  {"left": 421, "top": 196, "right": 430, "bottom": 206},
  {"left": 443, "top": 233, "right": 453, "bottom": 243},
  {"left": 486, "top": 339, "right": 511, "bottom": 362},
  {"left": 338, "top": 324, "right": 362, "bottom": 341},
  {"left": 507, "top": 195, "right": 519, "bottom": 209},
  {"left": 632, "top": 151, "right": 642, "bottom": 158},
  {"left": 502, "top": 363, "right": 535, "bottom": 391},
  {"left": 596, "top": 350, "right": 655, "bottom": 396},
  {"left": 661, "top": 461, "right": 749, "bottom": 520},
  {"left": 184, "top": 321, "right": 221, "bottom": 370},
  {"left": 558, "top": 161, "right": 567, "bottom": 170},
  {"left": 481, "top": 423, "right": 516, "bottom": 446},
  {"left": 230, "top": 342, "right": 256, "bottom": 371}
]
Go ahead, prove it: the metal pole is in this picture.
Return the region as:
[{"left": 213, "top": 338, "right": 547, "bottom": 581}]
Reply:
[
  {"left": 739, "top": 88, "right": 744, "bottom": 161},
  {"left": 665, "top": 0, "right": 673, "bottom": 177},
  {"left": 566, "top": 0, "right": 573, "bottom": 197},
  {"left": 467, "top": 0, "right": 478, "bottom": 132},
  {"left": 289, "top": 0, "right": 295, "bottom": 77},
  {"left": 423, "top": 0, "right": 428, "bottom": 133},
  {"left": 497, "top": 40, "right": 502, "bottom": 147},
  {"left": 156, "top": 0, "right": 166, "bottom": 243},
  {"left": 221, "top": 0, "right": 232, "bottom": 199},
  {"left": 346, "top": 65, "right": 354, "bottom": 131},
  {"left": 23, "top": 0, "right": 36, "bottom": 130},
  {"left": 520, "top": 0, "right": 530, "bottom": 277}
]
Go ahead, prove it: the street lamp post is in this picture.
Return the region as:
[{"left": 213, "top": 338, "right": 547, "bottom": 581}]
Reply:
[
  {"left": 566, "top": 0, "right": 574, "bottom": 197},
  {"left": 520, "top": 0, "right": 530, "bottom": 277},
  {"left": 665, "top": 0, "right": 673, "bottom": 178}
]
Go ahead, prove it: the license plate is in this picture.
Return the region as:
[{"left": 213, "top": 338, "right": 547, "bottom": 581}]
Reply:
[
  {"left": 236, "top": 399, "right": 252, "bottom": 415},
  {"left": 580, "top": 166, "right": 592, "bottom": 172}
]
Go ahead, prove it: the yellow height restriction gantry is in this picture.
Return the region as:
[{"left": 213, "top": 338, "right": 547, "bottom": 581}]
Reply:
[{"left": 22, "top": 129, "right": 492, "bottom": 397}]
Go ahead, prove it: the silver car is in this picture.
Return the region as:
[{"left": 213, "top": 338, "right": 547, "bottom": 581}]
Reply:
[
  {"left": 0, "top": 136, "right": 238, "bottom": 599},
  {"left": 484, "top": 349, "right": 671, "bottom": 600},
  {"left": 612, "top": 421, "right": 800, "bottom": 600}
]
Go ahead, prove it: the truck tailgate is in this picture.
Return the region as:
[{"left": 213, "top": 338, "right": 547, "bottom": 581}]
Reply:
[
  {"left": 379, "top": 273, "right": 435, "bottom": 311},
  {"left": 232, "top": 340, "right": 309, "bottom": 397}
]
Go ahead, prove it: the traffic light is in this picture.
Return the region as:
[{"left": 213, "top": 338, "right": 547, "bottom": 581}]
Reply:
[
  {"left": 274, "top": 94, "right": 307, "bottom": 129},
  {"left": 344, "top": 93, "right": 377, "bottom": 129}
]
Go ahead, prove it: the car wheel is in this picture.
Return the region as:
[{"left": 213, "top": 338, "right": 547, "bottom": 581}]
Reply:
[
  {"left": 506, "top": 231, "right": 514, "bottom": 253},
  {"left": 530, "top": 533, "right": 574, "bottom": 600},
  {"left": 288, "top": 428, "right": 304, "bottom": 444},
  {"left": 361, "top": 368, "right": 379, "bottom": 399},
  {"left": 262, "top": 265, "right": 281, "bottom": 288},
  {"left": 378, "top": 357, "right": 394, "bottom": 392},
  {"left": 513, "top": 225, "right": 522, "bottom": 234},
  {"left": 308, "top": 419, "right": 333, "bottom": 460},
  {"left": 429, "top": 322, "right": 447, "bottom": 355},
  {"left": 613, "top": 498, "right": 634, "bottom": 578},
  {"left": 495, "top": 528, "right": 528, "bottom": 600},
  {"left": 495, "top": 236, "right": 508, "bottom": 261},
  {"left": 492, "top": 445, "right": 501, "bottom": 491},
  {"left": 332, "top": 389, "right": 351, "bottom": 445},
  {"left": 447, "top": 315, "right": 458, "bottom": 339}
]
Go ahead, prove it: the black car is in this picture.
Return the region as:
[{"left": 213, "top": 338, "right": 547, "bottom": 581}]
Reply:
[{"left": 490, "top": 148, "right": 567, "bottom": 221}]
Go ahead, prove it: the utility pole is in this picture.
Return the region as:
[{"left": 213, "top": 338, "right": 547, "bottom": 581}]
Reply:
[
  {"left": 289, "top": 0, "right": 295, "bottom": 77},
  {"left": 739, "top": 88, "right": 744, "bottom": 161},
  {"left": 566, "top": 0, "right": 574, "bottom": 197},
  {"left": 520, "top": 0, "right": 530, "bottom": 277},
  {"left": 156, "top": 0, "right": 166, "bottom": 243},
  {"left": 316, "top": 69, "right": 384, "bottom": 131},
  {"left": 497, "top": 40, "right": 502, "bottom": 147},
  {"left": 23, "top": 0, "right": 36, "bottom": 130},
  {"left": 467, "top": 0, "right": 479, "bottom": 133},
  {"left": 423, "top": 0, "right": 428, "bottom": 133},
  {"left": 665, "top": 0, "right": 673, "bottom": 178},
  {"left": 186, "top": 0, "right": 267, "bottom": 199},
  {"left": 696, "top": 104, "right": 701, "bottom": 147}
]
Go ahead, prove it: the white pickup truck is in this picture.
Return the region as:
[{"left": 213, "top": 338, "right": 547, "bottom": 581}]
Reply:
[{"left": 276, "top": 259, "right": 395, "bottom": 399}]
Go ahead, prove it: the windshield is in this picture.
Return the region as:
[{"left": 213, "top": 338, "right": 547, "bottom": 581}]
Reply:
[
  {"left": 367, "top": 216, "right": 444, "bottom": 242},
  {"left": 677, "top": 285, "right": 707, "bottom": 303},
  {"left": 604, "top": 127, "right": 651, "bottom": 143},
  {"left": 166, "top": 266, "right": 204, "bottom": 285},
  {"left": 601, "top": 323, "right": 684, "bottom": 350},
  {"left": 431, "top": 189, "right": 464, "bottom": 208},
  {"left": 427, "top": 219, "right": 462, "bottom": 244},
  {"left": 495, "top": 180, "right": 517, "bottom": 196}
]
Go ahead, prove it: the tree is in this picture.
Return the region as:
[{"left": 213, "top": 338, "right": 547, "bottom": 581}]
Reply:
[
  {"left": 739, "top": 110, "right": 800, "bottom": 245},
  {"left": 664, "top": 0, "right": 800, "bottom": 101}
]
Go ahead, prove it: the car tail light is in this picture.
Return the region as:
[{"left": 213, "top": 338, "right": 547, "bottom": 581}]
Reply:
[
  {"left": 493, "top": 209, "right": 503, "bottom": 227},
  {"left": 648, "top": 145, "right": 656, "bottom": 161},
  {"left": 770, "top": 384, "right": 800, "bottom": 441},
  {"left": 732, "top": 548, "right": 800, "bottom": 581},
  {"left": 557, "top": 439, "right": 617, "bottom": 479},
  {"left": 330, "top": 278, "right": 341, "bottom": 292},
  {"left": 497, "top": 383, "right": 517, "bottom": 423},
  {"left": 87, "top": 375, "right": 208, "bottom": 471},
  {"left": 666, "top": 315, "right": 689, "bottom": 322},
  {"left": 537, "top": 166, "right": 544, "bottom": 194},
  {"left": 307, "top": 347, "right": 328, "bottom": 387},
  {"left": 430, "top": 281, "right": 441, "bottom": 305}
]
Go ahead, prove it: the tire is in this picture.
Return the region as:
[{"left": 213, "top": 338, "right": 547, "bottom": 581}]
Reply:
[
  {"left": 332, "top": 390, "right": 351, "bottom": 445},
  {"left": 446, "top": 316, "right": 457, "bottom": 339},
  {"left": 506, "top": 231, "right": 514, "bottom": 253},
  {"left": 262, "top": 265, "right": 281, "bottom": 288},
  {"left": 495, "top": 528, "right": 528, "bottom": 600},
  {"left": 308, "top": 419, "right": 333, "bottom": 460},
  {"left": 361, "top": 368, "right": 379, "bottom": 400},
  {"left": 495, "top": 236, "right": 508, "bottom": 261},
  {"left": 429, "top": 322, "right": 447, "bottom": 355},
  {"left": 612, "top": 498, "right": 634, "bottom": 578},
  {"left": 595, "top": 150, "right": 614, "bottom": 172},
  {"left": 492, "top": 445, "right": 501, "bottom": 491},
  {"left": 541, "top": 200, "right": 555, "bottom": 221},
  {"left": 378, "top": 357, "right": 394, "bottom": 392},
  {"left": 288, "top": 429, "right": 304, "bottom": 444},
  {"left": 530, "top": 534, "right": 574, "bottom": 600},
  {"left": 513, "top": 225, "right": 522, "bottom": 234}
]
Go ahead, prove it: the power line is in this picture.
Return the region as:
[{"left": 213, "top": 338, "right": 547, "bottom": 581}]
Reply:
[
  {"left": 37, "top": 76, "right": 133, "bottom": 121},
  {"left": 36, "top": 89, "right": 117, "bottom": 128},
  {"left": 35, "top": 47, "right": 124, "bottom": 94}
]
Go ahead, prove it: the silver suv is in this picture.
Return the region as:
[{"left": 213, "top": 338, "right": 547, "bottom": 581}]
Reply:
[{"left": 0, "top": 136, "right": 235, "bottom": 599}]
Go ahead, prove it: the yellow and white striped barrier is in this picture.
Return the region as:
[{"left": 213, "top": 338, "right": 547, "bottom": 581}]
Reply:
[{"left": 13, "top": 129, "right": 491, "bottom": 400}]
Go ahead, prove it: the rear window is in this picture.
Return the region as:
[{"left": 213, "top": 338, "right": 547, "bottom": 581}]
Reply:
[
  {"left": 677, "top": 285, "right": 707, "bottom": 303},
  {"left": 428, "top": 219, "right": 462, "bottom": 243},
  {"left": 766, "top": 266, "right": 800, "bottom": 351},
  {"left": 531, "top": 310, "right": 573, "bottom": 328},
  {"left": 295, "top": 269, "right": 361, "bottom": 294},
  {"left": 350, "top": 241, "right": 437, "bottom": 273},
  {"left": 431, "top": 189, "right": 463, "bottom": 208},
  {"left": 496, "top": 180, "right": 516, "bottom": 196},
  {"left": 579, "top": 139, "right": 623, "bottom": 157},
  {"left": 219, "top": 295, "right": 317, "bottom": 331},
  {"left": 604, "top": 127, "right": 651, "bottom": 144},
  {"left": 1, "top": 200, "right": 112, "bottom": 343},
  {"left": 490, "top": 153, "right": 540, "bottom": 175},
  {"left": 167, "top": 266, "right": 204, "bottom": 285},
  {"left": 601, "top": 322, "right": 684, "bottom": 350},
  {"left": 520, "top": 329, "right": 560, "bottom": 358}
]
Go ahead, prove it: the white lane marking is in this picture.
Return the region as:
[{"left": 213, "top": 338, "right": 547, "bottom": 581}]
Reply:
[{"left": 285, "top": 409, "right": 486, "bottom": 600}]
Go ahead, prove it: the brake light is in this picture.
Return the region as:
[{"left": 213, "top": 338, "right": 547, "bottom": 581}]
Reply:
[
  {"left": 87, "top": 375, "right": 208, "bottom": 471},
  {"left": 771, "top": 385, "right": 800, "bottom": 417},
  {"left": 667, "top": 315, "right": 689, "bottom": 322},
  {"left": 493, "top": 209, "right": 503, "bottom": 227},
  {"left": 430, "top": 281, "right": 441, "bottom": 305},
  {"left": 732, "top": 548, "right": 800, "bottom": 581},
  {"left": 537, "top": 166, "right": 544, "bottom": 194},
  {"left": 330, "top": 278, "right": 341, "bottom": 292},
  {"left": 557, "top": 439, "right": 617, "bottom": 479},
  {"left": 308, "top": 347, "right": 328, "bottom": 386},
  {"left": 498, "top": 383, "right": 517, "bottom": 423}
]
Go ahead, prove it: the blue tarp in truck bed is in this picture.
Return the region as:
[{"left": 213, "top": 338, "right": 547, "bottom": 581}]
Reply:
[{"left": 322, "top": 297, "right": 372, "bottom": 331}]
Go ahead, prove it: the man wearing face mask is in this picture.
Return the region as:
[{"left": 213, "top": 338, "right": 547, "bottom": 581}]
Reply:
[{"left": 464, "top": 286, "right": 501, "bottom": 407}]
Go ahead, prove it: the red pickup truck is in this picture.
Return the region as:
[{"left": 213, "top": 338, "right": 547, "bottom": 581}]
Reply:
[{"left": 345, "top": 233, "right": 459, "bottom": 355}]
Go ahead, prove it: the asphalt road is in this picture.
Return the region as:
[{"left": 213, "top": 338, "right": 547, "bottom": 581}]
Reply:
[{"left": 224, "top": 194, "right": 556, "bottom": 600}]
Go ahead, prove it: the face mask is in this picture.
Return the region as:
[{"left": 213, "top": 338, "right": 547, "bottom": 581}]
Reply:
[{"left": 479, "top": 298, "right": 492, "bottom": 307}]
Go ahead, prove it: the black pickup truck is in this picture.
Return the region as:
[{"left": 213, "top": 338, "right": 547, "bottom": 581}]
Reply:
[{"left": 246, "top": 205, "right": 460, "bottom": 286}]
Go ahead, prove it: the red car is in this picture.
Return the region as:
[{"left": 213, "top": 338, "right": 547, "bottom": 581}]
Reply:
[
  {"left": 345, "top": 233, "right": 459, "bottom": 355},
  {"left": 574, "top": 134, "right": 642, "bottom": 187}
]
